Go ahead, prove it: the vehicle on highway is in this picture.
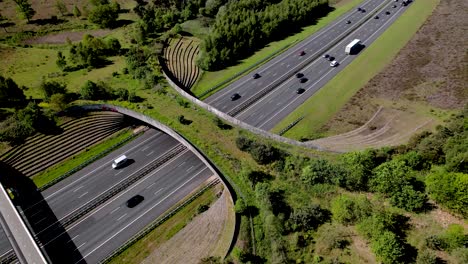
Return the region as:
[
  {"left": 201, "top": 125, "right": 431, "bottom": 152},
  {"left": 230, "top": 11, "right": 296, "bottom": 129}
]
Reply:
[
  {"left": 296, "top": 88, "right": 305, "bottom": 94},
  {"left": 231, "top": 93, "right": 241, "bottom": 101},
  {"left": 360, "top": 8, "right": 366, "bottom": 13},
  {"left": 346, "top": 20, "right": 351, "bottom": 24},
  {"left": 295, "top": 72, "right": 304, "bottom": 78},
  {"left": 112, "top": 155, "right": 128, "bottom": 169},
  {"left": 357, "top": 7, "right": 362, "bottom": 11},
  {"left": 253, "top": 73, "right": 261, "bottom": 79},
  {"left": 345, "top": 39, "right": 361, "bottom": 55},
  {"left": 393, "top": 4, "right": 397, "bottom": 8},
  {"left": 323, "top": 54, "right": 330, "bottom": 59},
  {"left": 330, "top": 60, "right": 339, "bottom": 67},
  {"left": 126, "top": 195, "right": 144, "bottom": 208},
  {"left": 375, "top": 15, "right": 379, "bottom": 19},
  {"left": 386, "top": 11, "right": 391, "bottom": 15},
  {"left": 299, "top": 77, "right": 308, "bottom": 83},
  {"left": 328, "top": 56, "right": 335, "bottom": 61},
  {"left": 299, "top": 51, "right": 306, "bottom": 56}
]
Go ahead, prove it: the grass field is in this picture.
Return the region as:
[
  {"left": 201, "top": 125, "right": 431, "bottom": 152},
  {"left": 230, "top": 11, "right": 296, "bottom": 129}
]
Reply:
[
  {"left": 107, "top": 184, "right": 222, "bottom": 264},
  {"left": 32, "top": 129, "right": 133, "bottom": 188},
  {"left": 192, "top": 0, "right": 364, "bottom": 98},
  {"left": 271, "top": 0, "right": 440, "bottom": 139}
]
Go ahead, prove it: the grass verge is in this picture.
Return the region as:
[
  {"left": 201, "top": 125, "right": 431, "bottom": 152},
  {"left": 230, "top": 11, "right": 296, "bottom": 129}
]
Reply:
[
  {"left": 32, "top": 129, "right": 133, "bottom": 188},
  {"left": 107, "top": 183, "right": 222, "bottom": 264},
  {"left": 271, "top": 0, "right": 440, "bottom": 139},
  {"left": 192, "top": 0, "right": 364, "bottom": 98}
]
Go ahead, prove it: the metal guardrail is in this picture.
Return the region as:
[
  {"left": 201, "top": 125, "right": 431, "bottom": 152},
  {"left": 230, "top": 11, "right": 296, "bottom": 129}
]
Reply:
[
  {"left": 0, "top": 251, "right": 17, "bottom": 264},
  {"left": 225, "top": 0, "right": 390, "bottom": 117},
  {"left": 99, "top": 179, "right": 221, "bottom": 264},
  {"left": 197, "top": 41, "right": 297, "bottom": 99},
  {"left": 58, "top": 144, "right": 187, "bottom": 230},
  {"left": 38, "top": 130, "right": 144, "bottom": 192},
  {"left": 278, "top": 116, "right": 305, "bottom": 136}
]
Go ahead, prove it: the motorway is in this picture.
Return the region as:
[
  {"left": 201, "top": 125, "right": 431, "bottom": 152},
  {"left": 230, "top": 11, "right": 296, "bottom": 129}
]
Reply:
[
  {"left": 0, "top": 128, "right": 213, "bottom": 263},
  {"left": 204, "top": 0, "right": 412, "bottom": 130}
]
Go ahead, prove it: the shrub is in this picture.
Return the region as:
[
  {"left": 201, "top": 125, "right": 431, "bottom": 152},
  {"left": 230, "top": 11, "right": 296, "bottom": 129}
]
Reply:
[
  {"left": 40, "top": 80, "right": 67, "bottom": 100},
  {"left": 235, "top": 135, "right": 253, "bottom": 151},
  {"left": 315, "top": 223, "right": 350, "bottom": 255},
  {"left": 439, "top": 224, "right": 468, "bottom": 252},
  {"left": 249, "top": 143, "right": 280, "bottom": 165},
  {"left": 301, "top": 159, "right": 345, "bottom": 186},
  {"left": 416, "top": 250, "right": 438, "bottom": 264},
  {"left": 88, "top": 2, "right": 120, "bottom": 28},
  {"left": 371, "top": 231, "right": 406, "bottom": 264},
  {"left": 426, "top": 170, "right": 468, "bottom": 218},
  {"left": 452, "top": 247, "right": 468, "bottom": 264},
  {"left": 196, "top": 204, "right": 209, "bottom": 214},
  {"left": 331, "top": 194, "right": 372, "bottom": 225},
  {"left": 289, "top": 204, "right": 330, "bottom": 231},
  {"left": 390, "top": 185, "right": 426, "bottom": 212}
]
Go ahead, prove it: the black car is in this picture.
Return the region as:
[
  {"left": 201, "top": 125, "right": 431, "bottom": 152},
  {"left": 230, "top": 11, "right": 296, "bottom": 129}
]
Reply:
[
  {"left": 346, "top": 20, "right": 351, "bottom": 24},
  {"left": 299, "top": 50, "right": 306, "bottom": 56},
  {"left": 323, "top": 54, "right": 330, "bottom": 59},
  {"left": 374, "top": 15, "right": 379, "bottom": 19},
  {"left": 295, "top": 72, "right": 304, "bottom": 78},
  {"left": 253, "top": 73, "right": 261, "bottom": 79},
  {"left": 386, "top": 11, "right": 391, "bottom": 15},
  {"left": 296, "top": 88, "right": 305, "bottom": 94},
  {"left": 357, "top": 7, "right": 361, "bottom": 11},
  {"left": 300, "top": 77, "right": 308, "bottom": 83},
  {"left": 126, "top": 195, "right": 144, "bottom": 208},
  {"left": 231, "top": 93, "right": 241, "bottom": 101},
  {"left": 361, "top": 8, "right": 366, "bottom": 13},
  {"left": 328, "top": 56, "right": 335, "bottom": 61},
  {"left": 393, "top": 4, "right": 397, "bottom": 8}
]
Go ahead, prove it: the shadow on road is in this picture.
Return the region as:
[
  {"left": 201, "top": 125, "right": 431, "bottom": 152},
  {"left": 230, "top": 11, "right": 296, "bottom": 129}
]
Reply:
[{"left": 0, "top": 162, "right": 87, "bottom": 264}]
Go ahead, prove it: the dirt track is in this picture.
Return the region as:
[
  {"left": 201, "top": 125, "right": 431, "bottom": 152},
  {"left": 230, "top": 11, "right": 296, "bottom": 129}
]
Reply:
[{"left": 323, "top": 0, "right": 468, "bottom": 135}]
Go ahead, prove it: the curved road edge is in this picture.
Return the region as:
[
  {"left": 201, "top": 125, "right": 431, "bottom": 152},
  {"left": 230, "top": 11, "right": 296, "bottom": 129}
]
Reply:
[{"left": 72, "top": 104, "right": 237, "bottom": 259}]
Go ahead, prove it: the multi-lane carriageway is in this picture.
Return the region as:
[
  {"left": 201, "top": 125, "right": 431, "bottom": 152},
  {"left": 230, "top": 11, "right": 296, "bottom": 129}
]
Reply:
[
  {"left": 0, "top": 128, "right": 213, "bottom": 263},
  {"left": 205, "top": 0, "right": 413, "bottom": 130}
]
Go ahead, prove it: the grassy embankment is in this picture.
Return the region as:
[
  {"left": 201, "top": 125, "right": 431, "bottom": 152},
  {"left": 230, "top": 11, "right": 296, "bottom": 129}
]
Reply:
[
  {"left": 32, "top": 129, "right": 134, "bottom": 188},
  {"left": 272, "top": 0, "right": 441, "bottom": 139},
  {"left": 192, "top": 0, "right": 364, "bottom": 98}
]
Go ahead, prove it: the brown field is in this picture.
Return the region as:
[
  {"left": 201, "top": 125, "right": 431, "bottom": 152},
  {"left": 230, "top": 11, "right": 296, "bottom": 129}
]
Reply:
[{"left": 321, "top": 0, "right": 468, "bottom": 141}]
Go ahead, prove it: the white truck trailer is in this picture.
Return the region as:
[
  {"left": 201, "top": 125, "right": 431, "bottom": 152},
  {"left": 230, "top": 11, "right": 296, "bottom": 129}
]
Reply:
[{"left": 345, "top": 39, "right": 361, "bottom": 55}]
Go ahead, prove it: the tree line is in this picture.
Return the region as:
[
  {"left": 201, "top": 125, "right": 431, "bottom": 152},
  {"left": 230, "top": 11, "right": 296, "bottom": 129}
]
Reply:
[{"left": 197, "top": 0, "right": 329, "bottom": 70}]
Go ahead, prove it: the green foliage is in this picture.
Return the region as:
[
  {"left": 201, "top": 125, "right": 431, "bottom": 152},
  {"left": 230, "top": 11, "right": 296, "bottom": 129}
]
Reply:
[
  {"left": 55, "top": 0, "right": 68, "bottom": 16},
  {"left": 0, "top": 75, "right": 25, "bottom": 104},
  {"left": 426, "top": 170, "right": 468, "bottom": 217},
  {"left": 452, "top": 247, "right": 468, "bottom": 264},
  {"left": 196, "top": 203, "right": 209, "bottom": 214},
  {"left": 13, "top": 0, "right": 36, "bottom": 22},
  {"left": 438, "top": 224, "right": 468, "bottom": 252},
  {"left": 40, "top": 80, "right": 67, "bottom": 100},
  {"left": 234, "top": 198, "right": 247, "bottom": 215},
  {"left": 235, "top": 135, "right": 253, "bottom": 151},
  {"left": 370, "top": 231, "right": 406, "bottom": 264},
  {"left": 88, "top": 2, "right": 120, "bottom": 28},
  {"left": 56, "top": 51, "right": 67, "bottom": 70},
  {"left": 288, "top": 204, "right": 329, "bottom": 231},
  {"left": 340, "top": 150, "right": 379, "bottom": 191},
  {"left": 80, "top": 80, "right": 112, "bottom": 100},
  {"left": 72, "top": 5, "right": 82, "bottom": 17},
  {"left": 235, "top": 135, "right": 281, "bottom": 164},
  {"left": 390, "top": 185, "right": 426, "bottom": 212},
  {"left": 357, "top": 210, "right": 403, "bottom": 240},
  {"left": 198, "top": 0, "right": 328, "bottom": 70},
  {"left": 443, "top": 131, "right": 468, "bottom": 173},
  {"left": 416, "top": 250, "right": 438, "bottom": 264},
  {"left": 330, "top": 194, "right": 372, "bottom": 225},
  {"left": 49, "top": 93, "right": 68, "bottom": 112},
  {"left": 69, "top": 34, "right": 121, "bottom": 68},
  {"left": 301, "top": 159, "right": 345, "bottom": 186},
  {"left": 314, "top": 224, "right": 350, "bottom": 255}
]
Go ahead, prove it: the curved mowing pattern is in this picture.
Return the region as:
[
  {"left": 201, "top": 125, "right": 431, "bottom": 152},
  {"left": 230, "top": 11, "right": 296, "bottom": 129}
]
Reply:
[
  {"left": 0, "top": 112, "right": 133, "bottom": 177},
  {"left": 163, "top": 37, "right": 201, "bottom": 91}
]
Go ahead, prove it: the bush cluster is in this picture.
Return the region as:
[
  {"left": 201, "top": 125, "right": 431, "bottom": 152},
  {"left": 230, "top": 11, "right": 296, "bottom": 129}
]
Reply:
[{"left": 235, "top": 135, "right": 282, "bottom": 164}]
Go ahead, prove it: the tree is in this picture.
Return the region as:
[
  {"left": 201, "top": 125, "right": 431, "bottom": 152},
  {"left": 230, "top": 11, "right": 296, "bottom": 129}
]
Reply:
[
  {"left": 390, "top": 185, "right": 426, "bottom": 212},
  {"left": 13, "top": 0, "right": 35, "bottom": 22},
  {"left": 88, "top": 2, "right": 120, "bottom": 28},
  {"left": 49, "top": 93, "right": 68, "bottom": 112},
  {"left": 301, "top": 159, "right": 345, "bottom": 186},
  {"left": 235, "top": 135, "right": 253, "bottom": 151},
  {"left": 55, "top": 0, "right": 68, "bottom": 16},
  {"left": 72, "top": 5, "right": 82, "bottom": 17},
  {"left": 80, "top": 80, "right": 108, "bottom": 100},
  {"left": 371, "top": 231, "right": 406, "bottom": 264},
  {"left": 289, "top": 204, "right": 330, "bottom": 231},
  {"left": 40, "top": 80, "right": 67, "bottom": 100},
  {"left": 56, "top": 51, "right": 67, "bottom": 70},
  {"left": 0, "top": 75, "right": 25, "bottom": 104},
  {"left": 331, "top": 195, "right": 372, "bottom": 225},
  {"left": 370, "top": 160, "right": 412, "bottom": 194},
  {"left": 426, "top": 170, "right": 468, "bottom": 217},
  {"left": 234, "top": 198, "right": 247, "bottom": 215}
]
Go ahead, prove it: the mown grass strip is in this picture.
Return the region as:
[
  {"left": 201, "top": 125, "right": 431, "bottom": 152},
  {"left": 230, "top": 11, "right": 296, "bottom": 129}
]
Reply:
[
  {"left": 272, "top": 0, "right": 440, "bottom": 140},
  {"left": 192, "top": 0, "right": 364, "bottom": 98},
  {"left": 32, "top": 129, "right": 134, "bottom": 188},
  {"left": 106, "top": 183, "right": 222, "bottom": 264}
]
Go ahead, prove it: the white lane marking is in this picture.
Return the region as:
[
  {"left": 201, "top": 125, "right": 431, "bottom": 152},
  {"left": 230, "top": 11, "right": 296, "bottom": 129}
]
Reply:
[
  {"left": 154, "top": 188, "right": 163, "bottom": 196},
  {"left": 146, "top": 150, "right": 154, "bottom": 156},
  {"left": 272, "top": 73, "right": 277, "bottom": 76},
  {"left": 286, "top": 64, "right": 290, "bottom": 68},
  {"left": 74, "top": 242, "right": 86, "bottom": 251},
  {"left": 42, "top": 131, "right": 162, "bottom": 201},
  {"left": 78, "top": 192, "right": 88, "bottom": 199},
  {"left": 204, "top": 0, "right": 384, "bottom": 104},
  {"left": 67, "top": 235, "right": 79, "bottom": 243},
  {"left": 257, "top": 7, "right": 405, "bottom": 128},
  {"left": 117, "top": 214, "right": 127, "bottom": 221},
  {"left": 35, "top": 217, "right": 47, "bottom": 225},
  {"left": 110, "top": 207, "right": 120, "bottom": 214},
  {"left": 186, "top": 166, "right": 194, "bottom": 172},
  {"left": 115, "top": 170, "right": 124, "bottom": 176},
  {"left": 146, "top": 182, "right": 156, "bottom": 189},
  {"left": 141, "top": 146, "right": 149, "bottom": 151},
  {"left": 178, "top": 161, "right": 186, "bottom": 167},
  {"left": 73, "top": 186, "right": 84, "bottom": 193},
  {"left": 75, "top": 168, "right": 208, "bottom": 262}
]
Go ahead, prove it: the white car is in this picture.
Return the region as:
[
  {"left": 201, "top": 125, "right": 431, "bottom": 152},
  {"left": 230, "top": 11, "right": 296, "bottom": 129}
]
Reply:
[{"left": 330, "top": 60, "right": 339, "bottom": 67}]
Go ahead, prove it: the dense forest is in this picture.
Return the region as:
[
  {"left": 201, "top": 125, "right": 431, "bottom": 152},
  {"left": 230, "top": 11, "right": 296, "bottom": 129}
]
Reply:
[{"left": 197, "top": 0, "right": 329, "bottom": 70}]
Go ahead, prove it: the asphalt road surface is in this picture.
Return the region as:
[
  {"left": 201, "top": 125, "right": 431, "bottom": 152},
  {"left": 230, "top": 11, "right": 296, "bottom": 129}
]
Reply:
[
  {"left": 0, "top": 229, "right": 13, "bottom": 261},
  {"left": 205, "top": 0, "right": 412, "bottom": 130},
  {"left": 0, "top": 128, "right": 213, "bottom": 263}
]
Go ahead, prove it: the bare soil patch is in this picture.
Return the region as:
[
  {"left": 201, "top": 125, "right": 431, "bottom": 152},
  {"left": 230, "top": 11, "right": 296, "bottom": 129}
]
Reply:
[
  {"left": 23, "top": 29, "right": 111, "bottom": 44},
  {"left": 322, "top": 0, "right": 468, "bottom": 136},
  {"left": 141, "top": 189, "right": 232, "bottom": 264}
]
